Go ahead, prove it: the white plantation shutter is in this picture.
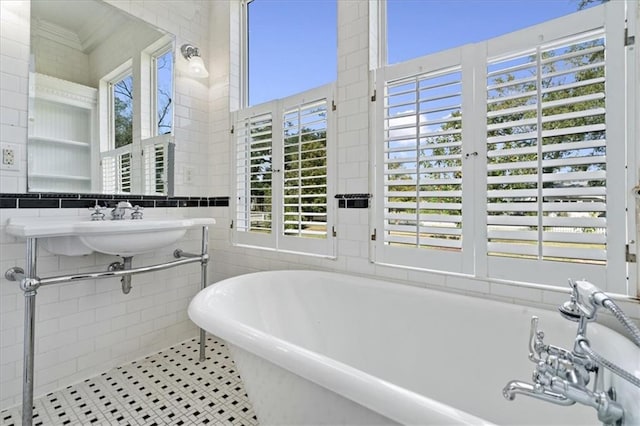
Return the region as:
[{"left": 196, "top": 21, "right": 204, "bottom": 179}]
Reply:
[
  {"left": 142, "top": 144, "right": 165, "bottom": 195},
  {"left": 383, "top": 70, "right": 463, "bottom": 251},
  {"left": 101, "top": 148, "right": 132, "bottom": 193},
  {"left": 235, "top": 111, "right": 274, "bottom": 239},
  {"left": 141, "top": 135, "right": 173, "bottom": 195},
  {"left": 487, "top": 32, "right": 607, "bottom": 264},
  {"left": 101, "top": 156, "right": 116, "bottom": 194},
  {"left": 375, "top": 45, "right": 474, "bottom": 273},
  {"left": 234, "top": 85, "right": 335, "bottom": 256},
  {"left": 374, "top": 2, "right": 630, "bottom": 291},
  {"left": 282, "top": 100, "right": 328, "bottom": 238}
]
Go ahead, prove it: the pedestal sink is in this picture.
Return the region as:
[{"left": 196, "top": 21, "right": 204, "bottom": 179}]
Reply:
[
  {"left": 5, "top": 214, "right": 216, "bottom": 426},
  {"left": 5, "top": 217, "right": 216, "bottom": 256}
]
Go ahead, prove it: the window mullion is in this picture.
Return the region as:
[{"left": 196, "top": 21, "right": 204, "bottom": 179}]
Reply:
[
  {"left": 272, "top": 100, "right": 285, "bottom": 247},
  {"left": 462, "top": 43, "right": 484, "bottom": 276}
]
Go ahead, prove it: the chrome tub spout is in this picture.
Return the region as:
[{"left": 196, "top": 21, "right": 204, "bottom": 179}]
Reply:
[{"left": 502, "top": 380, "right": 575, "bottom": 406}]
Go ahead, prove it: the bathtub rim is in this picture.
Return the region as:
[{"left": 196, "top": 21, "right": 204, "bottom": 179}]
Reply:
[{"left": 189, "top": 270, "right": 495, "bottom": 425}]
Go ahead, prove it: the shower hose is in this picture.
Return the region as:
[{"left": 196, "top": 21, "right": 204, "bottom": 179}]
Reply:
[{"left": 580, "top": 296, "right": 640, "bottom": 388}]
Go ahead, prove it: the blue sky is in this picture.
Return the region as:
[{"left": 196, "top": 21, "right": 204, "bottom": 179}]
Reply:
[{"left": 248, "top": 0, "right": 592, "bottom": 106}]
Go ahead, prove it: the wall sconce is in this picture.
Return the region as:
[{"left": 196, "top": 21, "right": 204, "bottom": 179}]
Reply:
[{"left": 181, "top": 44, "right": 209, "bottom": 78}]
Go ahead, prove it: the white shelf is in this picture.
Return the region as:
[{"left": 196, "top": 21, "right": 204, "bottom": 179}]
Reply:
[
  {"left": 29, "top": 173, "right": 91, "bottom": 181},
  {"left": 29, "top": 135, "right": 90, "bottom": 148}
]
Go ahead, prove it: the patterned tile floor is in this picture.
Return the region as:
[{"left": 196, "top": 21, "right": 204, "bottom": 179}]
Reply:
[{"left": 0, "top": 337, "right": 258, "bottom": 426}]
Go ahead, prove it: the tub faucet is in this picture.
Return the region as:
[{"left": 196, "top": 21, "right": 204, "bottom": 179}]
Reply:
[
  {"left": 503, "top": 279, "right": 640, "bottom": 425},
  {"left": 111, "top": 201, "right": 134, "bottom": 220}
]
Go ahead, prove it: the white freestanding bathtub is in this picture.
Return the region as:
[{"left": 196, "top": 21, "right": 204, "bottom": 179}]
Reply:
[{"left": 188, "top": 270, "right": 640, "bottom": 425}]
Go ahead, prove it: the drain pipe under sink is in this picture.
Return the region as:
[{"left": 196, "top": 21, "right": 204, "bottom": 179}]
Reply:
[{"left": 109, "top": 256, "right": 133, "bottom": 294}]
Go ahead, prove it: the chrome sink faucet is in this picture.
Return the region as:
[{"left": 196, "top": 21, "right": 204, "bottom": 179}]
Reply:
[{"left": 111, "top": 201, "right": 134, "bottom": 220}]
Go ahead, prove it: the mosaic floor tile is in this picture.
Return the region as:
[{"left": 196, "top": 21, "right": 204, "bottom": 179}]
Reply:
[{"left": 0, "top": 337, "right": 258, "bottom": 426}]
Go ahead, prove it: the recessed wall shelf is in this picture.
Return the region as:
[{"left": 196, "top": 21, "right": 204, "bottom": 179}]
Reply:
[
  {"left": 28, "top": 73, "right": 97, "bottom": 193},
  {"left": 29, "top": 135, "right": 91, "bottom": 148}
]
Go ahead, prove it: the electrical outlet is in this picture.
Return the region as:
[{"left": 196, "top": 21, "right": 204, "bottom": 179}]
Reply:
[
  {"left": 1, "top": 143, "right": 19, "bottom": 171},
  {"left": 185, "top": 166, "right": 194, "bottom": 183}
]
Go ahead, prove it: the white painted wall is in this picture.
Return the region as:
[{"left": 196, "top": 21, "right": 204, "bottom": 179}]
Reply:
[{"left": 31, "top": 33, "right": 91, "bottom": 87}]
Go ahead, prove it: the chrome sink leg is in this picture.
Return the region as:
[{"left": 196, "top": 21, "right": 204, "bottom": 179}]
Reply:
[
  {"left": 199, "top": 226, "right": 209, "bottom": 362},
  {"left": 21, "top": 238, "right": 38, "bottom": 426},
  {"left": 5, "top": 242, "right": 40, "bottom": 426},
  {"left": 173, "top": 226, "right": 210, "bottom": 362}
]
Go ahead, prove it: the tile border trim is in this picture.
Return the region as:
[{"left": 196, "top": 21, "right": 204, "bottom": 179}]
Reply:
[{"left": 0, "top": 193, "right": 230, "bottom": 209}]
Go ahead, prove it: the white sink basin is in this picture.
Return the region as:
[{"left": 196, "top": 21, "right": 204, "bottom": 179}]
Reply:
[{"left": 5, "top": 217, "right": 216, "bottom": 256}]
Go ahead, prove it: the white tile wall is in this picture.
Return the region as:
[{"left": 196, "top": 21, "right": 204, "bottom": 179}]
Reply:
[
  {"left": 1, "top": 0, "right": 638, "bottom": 414},
  {"left": 0, "top": 1, "right": 30, "bottom": 194},
  {"left": 0, "top": 206, "right": 222, "bottom": 409},
  {"left": 0, "top": 0, "right": 217, "bottom": 408}
]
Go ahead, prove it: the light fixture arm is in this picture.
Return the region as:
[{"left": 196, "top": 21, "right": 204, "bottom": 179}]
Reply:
[{"left": 181, "top": 44, "right": 200, "bottom": 60}]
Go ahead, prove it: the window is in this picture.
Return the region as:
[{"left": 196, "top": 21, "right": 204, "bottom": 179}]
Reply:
[
  {"left": 100, "top": 42, "right": 175, "bottom": 195},
  {"left": 375, "top": 2, "right": 630, "bottom": 292},
  {"left": 102, "top": 67, "right": 134, "bottom": 194},
  {"left": 385, "top": 0, "right": 602, "bottom": 65},
  {"left": 153, "top": 47, "right": 173, "bottom": 135},
  {"left": 234, "top": 85, "right": 335, "bottom": 256},
  {"left": 244, "top": 0, "right": 336, "bottom": 106},
  {"left": 112, "top": 72, "right": 133, "bottom": 149},
  {"left": 143, "top": 45, "right": 175, "bottom": 195}
]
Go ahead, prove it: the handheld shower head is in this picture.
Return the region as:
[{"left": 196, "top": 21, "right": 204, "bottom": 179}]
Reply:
[{"left": 558, "top": 299, "right": 583, "bottom": 322}]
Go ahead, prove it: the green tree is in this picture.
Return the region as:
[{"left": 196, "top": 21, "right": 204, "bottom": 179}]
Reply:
[
  {"left": 283, "top": 124, "right": 328, "bottom": 237},
  {"left": 114, "top": 76, "right": 133, "bottom": 148}
]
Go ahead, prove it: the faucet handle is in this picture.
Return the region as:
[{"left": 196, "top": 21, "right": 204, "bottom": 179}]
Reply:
[
  {"left": 131, "top": 205, "right": 144, "bottom": 220},
  {"left": 528, "top": 316, "right": 546, "bottom": 363},
  {"left": 88, "top": 204, "right": 106, "bottom": 221}
]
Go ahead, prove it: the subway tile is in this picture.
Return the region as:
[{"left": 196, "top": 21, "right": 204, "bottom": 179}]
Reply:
[
  {"left": 491, "top": 281, "right": 543, "bottom": 303},
  {"left": 155, "top": 199, "right": 178, "bottom": 208},
  {"left": 18, "top": 198, "right": 58, "bottom": 208},
  {"left": 131, "top": 199, "right": 155, "bottom": 208},
  {"left": 0, "top": 198, "right": 16, "bottom": 208},
  {"left": 60, "top": 199, "right": 103, "bottom": 209},
  {"left": 446, "top": 276, "right": 490, "bottom": 294}
]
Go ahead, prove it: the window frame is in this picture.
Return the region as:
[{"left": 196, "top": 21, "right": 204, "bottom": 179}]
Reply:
[
  {"left": 149, "top": 43, "right": 174, "bottom": 137},
  {"left": 105, "top": 62, "right": 134, "bottom": 151},
  {"left": 232, "top": 84, "right": 337, "bottom": 258},
  {"left": 98, "top": 40, "right": 176, "bottom": 196},
  {"left": 372, "top": 2, "right": 632, "bottom": 294},
  {"left": 240, "top": 0, "right": 337, "bottom": 108}
]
